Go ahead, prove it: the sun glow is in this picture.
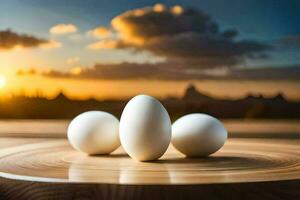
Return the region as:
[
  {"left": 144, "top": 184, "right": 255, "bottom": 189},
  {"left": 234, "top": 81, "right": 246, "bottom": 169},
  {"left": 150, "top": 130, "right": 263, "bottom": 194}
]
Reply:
[{"left": 0, "top": 75, "right": 6, "bottom": 88}]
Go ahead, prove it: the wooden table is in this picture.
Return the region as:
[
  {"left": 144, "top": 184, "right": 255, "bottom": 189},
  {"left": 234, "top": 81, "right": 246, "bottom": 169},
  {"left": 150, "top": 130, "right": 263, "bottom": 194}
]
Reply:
[{"left": 0, "top": 120, "right": 299, "bottom": 200}]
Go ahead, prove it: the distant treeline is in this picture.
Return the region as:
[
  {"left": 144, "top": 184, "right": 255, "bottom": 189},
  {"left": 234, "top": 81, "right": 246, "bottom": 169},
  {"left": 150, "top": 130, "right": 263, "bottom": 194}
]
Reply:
[{"left": 1, "top": 85, "right": 300, "bottom": 119}]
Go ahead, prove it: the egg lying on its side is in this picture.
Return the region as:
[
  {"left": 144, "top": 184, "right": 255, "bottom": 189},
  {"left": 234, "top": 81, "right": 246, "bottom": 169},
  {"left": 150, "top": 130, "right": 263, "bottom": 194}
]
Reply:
[
  {"left": 172, "top": 113, "right": 227, "bottom": 157},
  {"left": 119, "top": 95, "right": 172, "bottom": 161},
  {"left": 68, "top": 111, "right": 120, "bottom": 155}
]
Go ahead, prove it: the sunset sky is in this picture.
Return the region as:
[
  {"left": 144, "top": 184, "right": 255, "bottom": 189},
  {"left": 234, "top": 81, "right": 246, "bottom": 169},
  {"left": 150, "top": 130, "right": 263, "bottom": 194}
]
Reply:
[{"left": 0, "top": 0, "right": 299, "bottom": 100}]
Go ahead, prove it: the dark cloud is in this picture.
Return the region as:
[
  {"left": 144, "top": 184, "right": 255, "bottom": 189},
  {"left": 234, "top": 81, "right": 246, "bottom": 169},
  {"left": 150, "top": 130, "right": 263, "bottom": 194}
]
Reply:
[
  {"left": 19, "top": 63, "right": 300, "bottom": 80},
  {"left": 89, "top": 5, "right": 271, "bottom": 68},
  {"left": 44, "top": 63, "right": 189, "bottom": 79},
  {"left": 277, "top": 35, "right": 300, "bottom": 49},
  {"left": 0, "top": 29, "right": 49, "bottom": 50},
  {"left": 16, "top": 68, "right": 37, "bottom": 76},
  {"left": 136, "top": 33, "right": 269, "bottom": 67},
  {"left": 229, "top": 65, "right": 300, "bottom": 80},
  {"left": 280, "top": 35, "right": 300, "bottom": 44}
]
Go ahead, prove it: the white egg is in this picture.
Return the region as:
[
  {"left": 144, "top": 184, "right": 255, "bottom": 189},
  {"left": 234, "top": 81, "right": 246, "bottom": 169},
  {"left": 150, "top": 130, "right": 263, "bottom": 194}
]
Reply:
[
  {"left": 67, "top": 111, "right": 120, "bottom": 155},
  {"left": 172, "top": 113, "right": 227, "bottom": 157},
  {"left": 119, "top": 95, "right": 171, "bottom": 161}
]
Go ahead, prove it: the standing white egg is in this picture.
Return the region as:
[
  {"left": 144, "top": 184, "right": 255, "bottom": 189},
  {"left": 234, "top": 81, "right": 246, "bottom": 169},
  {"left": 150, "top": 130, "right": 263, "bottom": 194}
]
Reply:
[
  {"left": 119, "top": 95, "right": 171, "bottom": 161},
  {"left": 172, "top": 113, "right": 227, "bottom": 157},
  {"left": 68, "top": 111, "right": 120, "bottom": 155}
]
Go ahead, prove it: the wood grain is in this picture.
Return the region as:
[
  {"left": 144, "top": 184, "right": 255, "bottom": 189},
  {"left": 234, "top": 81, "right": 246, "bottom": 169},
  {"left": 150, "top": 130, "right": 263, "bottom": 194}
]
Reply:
[
  {"left": 0, "top": 138, "right": 299, "bottom": 185},
  {"left": 1, "top": 179, "right": 299, "bottom": 200},
  {"left": 0, "top": 121, "right": 300, "bottom": 199}
]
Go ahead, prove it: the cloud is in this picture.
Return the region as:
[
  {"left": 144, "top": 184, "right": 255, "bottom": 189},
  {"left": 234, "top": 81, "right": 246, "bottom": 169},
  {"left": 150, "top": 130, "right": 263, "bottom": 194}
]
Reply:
[
  {"left": 51, "top": 63, "right": 190, "bottom": 79},
  {"left": 50, "top": 24, "right": 77, "bottom": 35},
  {"left": 66, "top": 57, "right": 80, "bottom": 65},
  {"left": 39, "top": 39, "right": 62, "bottom": 49},
  {"left": 87, "top": 39, "right": 118, "bottom": 50},
  {"left": 16, "top": 68, "right": 37, "bottom": 76},
  {"left": 229, "top": 66, "right": 300, "bottom": 80},
  {"left": 277, "top": 35, "right": 300, "bottom": 50},
  {"left": 87, "top": 27, "right": 112, "bottom": 39},
  {"left": 0, "top": 29, "right": 55, "bottom": 50},
  {"left": 69, "top": 67, "right": 83, "bottom": 75},
  {"left": 280, "top": 35, "right": 300, "bottom": 44},
  {"left": 88, "top": 4, "right": 270, "bottom": 68},
  {"left": 18, "top": 63, "right": 300, "bottom": 80}
]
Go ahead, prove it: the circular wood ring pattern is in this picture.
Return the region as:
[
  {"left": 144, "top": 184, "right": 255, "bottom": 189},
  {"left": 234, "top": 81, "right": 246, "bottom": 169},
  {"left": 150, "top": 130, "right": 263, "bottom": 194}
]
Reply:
[{"left": 0, "top": 138, "right": 299, "bottom": 185}]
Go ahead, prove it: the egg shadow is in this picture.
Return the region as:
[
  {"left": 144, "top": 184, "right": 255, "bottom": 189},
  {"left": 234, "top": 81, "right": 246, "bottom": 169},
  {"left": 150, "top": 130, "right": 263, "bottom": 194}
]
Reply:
[
  {"left": 155, "top": 156, "right": 245, "bottom": 163},
  {"left": 154, "top": 155, "right": 271, "bottom": 170},
  {"left": 88, "top": 153, "right": 129, "bottom": 158}
]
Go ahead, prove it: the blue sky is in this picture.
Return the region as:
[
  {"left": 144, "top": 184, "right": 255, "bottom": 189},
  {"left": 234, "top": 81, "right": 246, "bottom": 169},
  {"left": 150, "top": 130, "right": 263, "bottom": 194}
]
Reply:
[
  {"left": 2, "top": 0, "right": 299, "bottom": 38},
  {"left": 1, "top": 0, "right": 300, "bottom": 71}
]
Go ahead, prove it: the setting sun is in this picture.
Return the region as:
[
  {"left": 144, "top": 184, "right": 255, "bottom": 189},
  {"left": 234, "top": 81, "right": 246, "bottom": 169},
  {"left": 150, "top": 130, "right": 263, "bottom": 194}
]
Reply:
[{"left": 0, "top": 75, "right": 6, "bottom": 88}]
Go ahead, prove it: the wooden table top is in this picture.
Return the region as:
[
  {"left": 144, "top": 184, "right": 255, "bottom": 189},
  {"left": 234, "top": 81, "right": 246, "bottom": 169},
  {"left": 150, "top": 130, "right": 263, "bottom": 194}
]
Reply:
[{"left": 0, "top": 120, "right": 299, "bottom": 185}]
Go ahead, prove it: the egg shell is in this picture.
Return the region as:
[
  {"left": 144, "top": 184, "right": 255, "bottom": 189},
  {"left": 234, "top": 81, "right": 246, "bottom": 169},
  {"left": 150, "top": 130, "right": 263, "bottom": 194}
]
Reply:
[
  {"left": 119, "top": 95, "right": 171, "bottom": 161},
  {"left": 172, "top": 113, "right": 227, "bottom": 157},
  {"left": 68, "top": 111, "right": 120, "bottom": 155}
]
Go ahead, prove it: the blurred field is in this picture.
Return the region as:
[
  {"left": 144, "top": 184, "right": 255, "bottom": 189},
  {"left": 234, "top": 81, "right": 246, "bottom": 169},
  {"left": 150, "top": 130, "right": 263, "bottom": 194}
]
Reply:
[{"left": 0, "top": 120, "right": 299, "bottom": 139}]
